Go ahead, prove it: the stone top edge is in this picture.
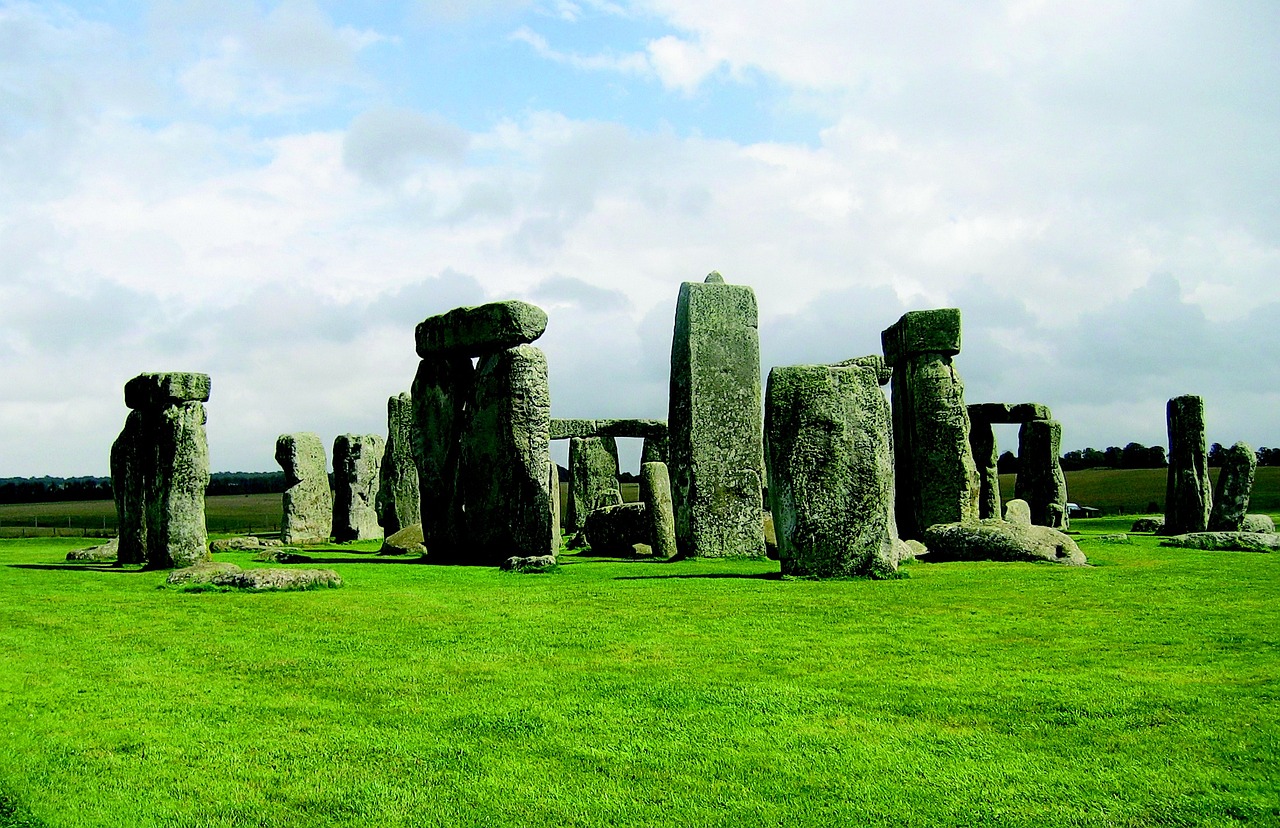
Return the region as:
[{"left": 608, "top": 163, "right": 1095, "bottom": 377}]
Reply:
[
  {"left": 881, "top": 308, "right": 961, "bottom": 367},
  {"left": 550, "top": 418, "right": 668, "bottom": 439},
  {"left": 124, "top": 372, "right": 211, "bottom": 409}
]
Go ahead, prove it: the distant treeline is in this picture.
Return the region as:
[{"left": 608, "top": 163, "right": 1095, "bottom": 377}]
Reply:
[
  {"left": 0, "top": 471, "right": 286, "bottom": 505},
  {"left": 993, "top": 441, "right": 1280, "bottom": 473}
]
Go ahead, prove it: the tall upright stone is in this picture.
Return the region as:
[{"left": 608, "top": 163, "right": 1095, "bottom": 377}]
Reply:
[
  {"left": 640, "top": 461, "right": 678, "bottom": 559},
  {"left": 1165, "top": 395, "right": 1212, "bottom": 534},
  {"left": 969, "top": 419, "right": 1000, "bottom": 520},
  {"left": 332, "top": 434, "right": 385, "bottom": 543},
  {"left": 548, "top": 460, "right": 562, "bottom": 555},
  {"left": 765, "top": 363, "right": 898, "bottom": 578},
  {"left": 458, "top": 344, "right": 553, "bottom": 565},
  {"left": 1014, "top": 419, "right": 1069, "bottom": 529},
  {"left": 410, "top": 354, "right": 472, "bottom": 560},
  {"left": 566, "top": 436, "right": 620, "bottom": 532},
  {"left": 111, "top": 372, "right": 211, "bottom": 569},
  {"left": 668, "top": 272, "right": 765, "bottom": 558},
  {"left": 376, "top": 393, "right": 421, "bottom": 535},
  {"left": 275, "top": 432, "right": 331, "bottom": 545},
  {"left": 882, "top": 309, "right": 979, "bottom": 539},
  {"left": 1208, "top": 441, "right": 1256, "bottom": 532}
]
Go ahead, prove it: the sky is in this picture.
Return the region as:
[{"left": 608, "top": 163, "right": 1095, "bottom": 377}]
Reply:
[{"left": 2, "top": 0, "right": 1278, "bottom": 476}]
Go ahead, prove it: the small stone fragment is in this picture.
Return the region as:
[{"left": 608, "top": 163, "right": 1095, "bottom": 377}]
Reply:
[
  {"left": 1131, "top": 516, "right": 1165, "bottom": 533},
  {"left": 331, "top": 434, "right": 385, "bottom": 543},
  {"left": 66, "top": 537, "right": 118, "bottom": 562},
  {"left": 379, "top": 523, "right": 427, "bottom": 555},
  {"left": 1094, "top": 534, "right": 1132, "bottom": 544},
  {"left": 1241, "top": 514, "right": 1275, "bottom": 534},
  {"left": 415, "top": 300, "right": 548, "bottom": 357},
  {"left": 1003, "top": 499, "right": 1032, "bottom": 527},
  {"left": 501, "top": 554, "right": 558, "bottom": 572},
  {"left": 253, "top": 549, "right": 312, "bottom": 563}
]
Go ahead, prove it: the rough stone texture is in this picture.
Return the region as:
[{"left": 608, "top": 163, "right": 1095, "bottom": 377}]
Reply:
[
  {"left": 66, "top": 538, "right": 118, "bottom": 562},
  {"left": 883, "top": 310, "right": 980, "bottom": 540},
  {"left": 331, "top": 434, "right": 385, "bottom": 543},
  {"left": 584, "top": 502, "right": 649, "bottom": 556},
  {"left": 1159, "top": 532, "right": 1280, "bottom": 553},
  {"left": 415, "top": 300, "right": 547, "bottom": 358},
  {"left": 640, "top": 461, "right": 678, "bottom": 559},
  {"left": 379, "top": 523, "right": 427, "bottom": 555},
  {"left": 640, "top": 432, "right": 669, "bottom": 465},
  {"left": 967, "top": 402, "right": 1052, "bottom": 424},
  {"left": 110, "top": 411, "right": 146, "bottom": 565},
  {"left": 1096, "top": 534, "right": 1132, "bottom": 544},
  {"left": 764, "top": 363, "right": 898, "bottom": 579},
  {"left": 1241, "top": 514, "right": 1276, "bottom": 534},
  {"left": 376, "top": 393, "right": 421, "bottom": 535},
  {"left": 458, "top": 344, "right": 553, "bottom": 565},
  {"left": 1207, "top": 441, "right": 1256, "bottom": 532},
  {"left": 410, "top": 354, "right": 473, "bottom": 561},
  {"left": 1131, "top": 516, "right": 1165, "bottom": 533},
  {"left": 124, "top": 372, "right": 210, "bottom": 410},
  {"left": 209, "top": 536, "right": 284, "bottom": 553},
  {"left": 1003, "top": 499, "right": 1032, "bottom": 527},
  {"left": 668, "top": 273, "right": 766, "bottom": 558},
  {"left": 548, "top": 461, "right": 562, "bottom": 556},
  {"left": 831, "top": 355, "right": 892, "bottom": 386},
  {"left": 566, "top": 436, "right": 620, "bottom": 532},
  {"left": 550, "top": 418, "right": 668, "bottom": 440},
  {"left": 900, "top": 539, "right": 928, "bottom": 560},
  {"left": 1014, "top": 419, "right": 1069, "bottom": 529},
  {"left": 921, "top": 520, "right": 1087, "bottom": 565},
  {"left": 969, "top": 418, "right": 1000, "bottom": 520},
  {"left": 166, "top": 563, "right": 342, "bottom": 590},
  {"left": 253, "top": 549, "right": 312, "bottom": 563},
  {"left": 1165, "top": 395, "right": 1213, "bottom": 534},
  {"left": 501, "top": 554, "right": 558, "bottom": 572},
  {"left": 275, "top": 433, "right": 332, "bottom": 545},
  {"left": 145, "top": 400, "right": 211, "bottom": 569}
]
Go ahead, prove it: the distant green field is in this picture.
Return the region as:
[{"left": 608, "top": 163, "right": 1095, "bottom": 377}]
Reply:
[{"left": 1000, "top": 466, "right": 1280, "bottom": 516}]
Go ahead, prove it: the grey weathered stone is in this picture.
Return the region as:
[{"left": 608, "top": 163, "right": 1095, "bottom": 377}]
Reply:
[
  {"left": 1241, "top": 514, "right": 1275, "bottom": 534},
  {"left": 1003, "top": 498, "right": 1032, "bottom": 527},
  {"left": 253, "top": 549, "right": 312, "bottom": 564},
  {"left": 331, "top": 434, "right": 385, "bottom": 543},
  {"left": 1096, "top": 534, "right": 1131, "bottom": 544},
  {"left": 110, "top": 411, "right": 146, "bottom": 565},
  {"left": 969, "top": 418, "right": 1000, "bottom": 520},
  {"left": 831, "top": 355, "right": 892, "bottom": 386},
  {"left": 501, "top": 554, "right": 558, "bottom": 572},
  {"left": 967, "top": 402, "right": 1052, "bottom": 424},
  {"left": 1164, "top": 395, "right": 1212, "bottom": 534},
  {"left": 548, "top": 460, "right": 562, "bottom": 556},
  {"left": 584, "top": 502, "right": 649, "bottom": 556},
  {"left": 566, "top": 436, "right": 620, "bottom": 533},
  {"left": 668, "top": 273, "right": 766, "bottom": 558},
  {"left": 414, "top": 300, "right": 547, "bottom": 358},
  {"left": 764, "top": 363, "right": 898, "bottom": 578},
  {"left": 550, "top": 418, "right": 668, "bottom": 440},
  {"left": 376, "top": 393, "right": 421, "bottom": 535},
  {"left": 145, "top": 399, "right": 211, "bottom": 569},
  {"left": 1014, "top": 419, "right": 1069, "bottom": 529},
  {"left": 640, "top": 461, "right": 678, "bottom": 559},
  {"left": 124, "top": 372, "right": 210, "bottom": 410},
  {"left": 1207, "top": 441, "right": 1256, "bottom": 532},
  {"left": 166, "top": 562, "right": 342, "bottom": 590},
  {"left": 209, "top": 536, "right": 284, "bottom": 553},
  {"left": 66, "top": 537, "right": 118, "bottom": 562},
  {"left": 1131, "top": 516, "right": 1165, "bottom": 533},
  {"left": 410, "top": 354, "right": 473, "bottom": 561},
  {"left": 379, "top": 523, "right": 427, "bottom": 556},
  {"left": 1160, "top": 532, "right": 1280, "bottom": 553},
  {"left": 882, "top": 309, "right": 979, "bottom": 540},
  {"left": 275, "top": 432, "right": 332, "bottom": 545},
  {"left": 921, "top": 520, "right": 1087, "bottom": 565},
  {"left": 458, "top": 344, "right": 553, "bottom": 565}
]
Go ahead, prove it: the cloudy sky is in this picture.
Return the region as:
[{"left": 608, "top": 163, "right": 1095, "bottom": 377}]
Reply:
[{"left": 2, "top": 0, "right": 1277, "bottom": 476}]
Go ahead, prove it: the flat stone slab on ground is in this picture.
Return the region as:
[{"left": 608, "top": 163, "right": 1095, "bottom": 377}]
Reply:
[
  {"left": 209, "top": 536, "right": 284, "bottom": 553},
  {"left": 1159, "top": 532, "right": 1280, "bottom": 552},
  {"left": 500, "top": 554, "right": 558, "bottom": 572},
  {"left": 921, "top": 520, "right": 1087, "bottom": 565},
  {"left": 66, "top": 538, "right": 118, "bottom": 562},
  {"left": 415, "top": 301, "right": 548, "bottom": 357},
  {"left": 379, "top": 523, "right": 427, "bottom": 555},
  {"left": 166, "top": 563, "right": 343, "bottom": 590}
]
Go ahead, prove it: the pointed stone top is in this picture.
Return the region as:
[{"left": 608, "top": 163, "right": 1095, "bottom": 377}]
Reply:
[
  {"left": 704, "top": 271, "right": 725, "bottom": 283},
  {"left": 124, "top": 372, "right": 210, "bottom": 409}
]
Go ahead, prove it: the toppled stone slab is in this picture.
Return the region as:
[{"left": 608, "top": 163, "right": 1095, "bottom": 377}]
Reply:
[
  {"left": 1241, "top": 514, "right": 1276, "bottom": 534},
  {"left": 209, "top": 536, "right": 284, "bottom": 553},
  {"left": 253, "top": 549, "right": 312, "bottom": 563},
  {"left": 500, "top": 554, "right": 558, "bottom": 572},
  {"left": 921, "top": 520, "right": 1087, "bottom": 565},
  {"left": 166, "top": 563, "right": 342, "bottom": 590},
  {"left": 1207, "top": 441, "right": 1256, "bottom": 532},
  {"left": 898, "top": 539, "right": 928, "bottom": 561},
  {"left": 415, "top": 300, "right": 548, "bottom": 358},
  {"left": 1095, "top": 534, "right": 1132, "bottom": 544},
  {"left": 1131, "top": 516, "right": 1165, "bottom": 533},
  {"left": 1159, "top": 532, "right": 1280, "bottom": 553},
  {"left": 967, "top": 402, "right": 1053, "bottom": 423},
  {"left": 276, "top": 432, "right": 332, "bottom": 545},
  {"left": 66, "top": 537, "right": 118, "bottom": 562},
  {"left": 882, "top": 308, "right": 961, "bottom": 368},
  {"left": 379, "top": 523, "right": 427, "bottom": 555},
  {"left": 584, "top": 502, "right": 649, "bottom": 556},
  {"left": 124, "top": 372, "right": 211, "bottom": 410}
]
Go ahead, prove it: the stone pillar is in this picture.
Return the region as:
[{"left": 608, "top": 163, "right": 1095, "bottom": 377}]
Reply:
[
  {"left": 566, "top": 436, "right": 620, "bottom": 532},
  {"left": 410, "top": 354, "right": 473, "bottom": 561},
  {"left": 332, "top": 434, "right": 384, "bottom": 543},
  {"left": 968, "top": 418, "right": 1000, "bottom": 520},
  {"left": 668, "top": 272, "right": 765, "bottom": 558},
  {"left": 1165, "top": 395, "right": 1212, "bottom": 534},
  {"left": 549, "top": 460, "right": 562, "bottom": 555},
  {"left": 275, "top": 432, "right": 332, "bottom": 544},
  {"left": 111, "top": 372, "right": 211, "bottom": 569},
  {"left": 882, "top": 309, "right": 979, "bottom": 540},
  {"left": 376, "top": 392, "right": 420, "bottom": 535},
  {"left": 640, "top": 461, "right": 678, "bottom": 559},
  {"left": 1208, "top": 441, "right": 1256, "bottom": 531},
  {"left": 1014, "top": 419, "right": 1069, "bottom": 529},
  {"left": 765, "top": 362, "right": 898, "bottom": 578}
]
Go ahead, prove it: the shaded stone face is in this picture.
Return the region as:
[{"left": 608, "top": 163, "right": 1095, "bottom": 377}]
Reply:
[
  {"left": 124, "top": 372, "right": 211, "bottom": 410},
  {"left": 1208, "top": 441, "right": 1256, "bottom": 532},
  {"left": 376, "top": 393, "right": 421, "bottom": 535},
  {"left": 882, "top": 308, "right": 961, "bottom": 368},
  {"left": 566, "top": 436, "right": 620, "bottom": 533},
  {"left": 410, "top": 354, "right": 473, "bottom": 561},
  {"left": 415, "top": 300, "right": 548, "bottom": 358},
  {"left": 332, "top": 434, "right": 385, "bottom": 543},
  {"left": 969, "top": 419, "right": 1000, "bottom": 520},
  {"left": 1165, "top": 395, "right": 1212, "bottom": 534},
  {"left": 111, "top": 411, "right": 147, "bottom": 565},
  {"left": 584, "top": 502, "right": 649, "bottom": 556},
  {"left": 668, "top": 275, "right": 765, "bottom": 558},
  {"left": 548, "top": 460, "right": 562, "bottom": 556},
  {"left": 1014, "top": 419, "right": 1069, "bottom": 529},
  {"left": 275, "top": 432, "right": 332, "bottom": 545},
  {"left": 640, "top": 461, "right": 678, "bottom": 559},
  {"left": 764, "top": 363, "right": 898, "bottom": 578}
]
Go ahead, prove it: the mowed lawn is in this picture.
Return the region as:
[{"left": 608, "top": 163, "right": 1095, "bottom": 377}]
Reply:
[{"left": 0, "top": 523, "right": 1277, "bottom": 827}]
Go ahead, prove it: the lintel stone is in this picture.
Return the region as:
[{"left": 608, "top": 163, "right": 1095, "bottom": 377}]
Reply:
[
  {"left": 125, "top": 372, "right": 211, "bottom": 409},
  {"left": 881, "top": 308, "right": 961, "bottom": 368},
  {"left": 967, "top": 402, "right": 1052, "bottom": 424},
  {"left": 550, "top": 418, "right": 668, "bottom": 440},
  {"left": 415, "top": 300, "right": 548, "bottom": 358}
]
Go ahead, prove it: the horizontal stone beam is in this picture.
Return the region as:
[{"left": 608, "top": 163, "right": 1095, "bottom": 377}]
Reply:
[
  {"left": 550, "top": 418, "right": 668, "bottom": 440},
  {"left": 967, "top": 402, "right": 1052, "bottom": 424},
  {"left": 415, "top": 300, "right": 548, "bottom": 358},
  {"left": 881, "top": 308, "right": 961, "bottom": 368},
  {"left": 124, "top": 372, "right": 211, "bottom": 410}
]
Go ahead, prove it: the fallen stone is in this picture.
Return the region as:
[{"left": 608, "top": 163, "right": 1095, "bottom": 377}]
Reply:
[
  {"left": 276, "top": 433, "right": 332, "bottom": 545},
  {"left": 1207, "top": 441, "right": 1256, "bottom": 532},
  {"left": 501, "top": 554, "right": 558, "bottom": 572},
  {"left": 921, "top": 520, "right": 1087, "bottom": 565},
  {"left": 415, "top": 300, "right": 548, "bottom": 358},
  {"left": 1159, "top": 532, "right": 1280, "bottom": 553},
  {"left": 332, "top": 434, "right": 385, "bottom": 543},
  {"left": 209, "top": 536, "right": 283, "bottom": 553},
  {"left": 1003, "top": 499, "right": 1032, "bottom": 527},
  {"left": 1130, "top": 516, "right": 1165, "bottom": 533},
  {"left": 253, "top": 549, "right": 312, "bottom": 563},
  {"left": 1241, "top": 514, "right": 1276, "bottom": 534},
  {"left": 584, "top": 502, "right": 649, "bottom": 556},
  {"left": 1165, "top": 395, "right": 1212, "bottom": 534},
  {"left": 378, "top": 523, "right": 427, "bottom": 555},
  {"left": 66, "top": 537, "right": 118, "bottom": 562},
  {"left": 640, "top": 461, "right": 678, "bottom": 559},
  {"left": 376, "top": 392, "right": 421, "bottom": 535},
  {"left": 900, "top": 539, "right": 928, "bottom": 561},
  {"left": 1094, "top": 534, "right": 1131, "bottom": 544},
  {"left": 166, "top": 562, "right": 341, "bottom": 590}
]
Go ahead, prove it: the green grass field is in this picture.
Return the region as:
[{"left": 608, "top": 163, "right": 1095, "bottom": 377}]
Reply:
[{"left": 0, "top": 521, "right": 1277, "bottom": 827}]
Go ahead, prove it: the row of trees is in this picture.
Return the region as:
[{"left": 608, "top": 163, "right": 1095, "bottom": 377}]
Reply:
[
  {"left": 995, "top": 442, "right": 1280, "bottom": 473},
  {"left": 0, "top": 472, "right": 286, "bottom": 504}
]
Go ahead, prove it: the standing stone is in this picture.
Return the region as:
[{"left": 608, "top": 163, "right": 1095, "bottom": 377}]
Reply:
[
  {"left": 1165, "top": 395, "right": 1213, "bottom": 534},
  {"left": 548, "top": 460, "right": 562, "bottom": 556},
  {"left": 376, "top": 393, "right": 421, "bottom": 535},
  {"left": 458, "top": 344, "right": 553, "bottom": 565},
  {"left": 566, "top": 436, "right": 620, "bottom": 532},
  {"left": 110, "top": 411, "right": 146, "bottom": 565},
  {"left": 668, "top": 272, "right": 766, "bottom": 558},
  {"left": 969, "top": 419, "right": 1000, "bottom": 520},
  {"left": 765, "top": 363, "right": 898, "bottom": 578},
  {"left": 275, "top": 432, "right": 332, "bottom": 545},
  {"left": 1014, "top": 419, "right": 1069, "bottom": 529},
  {"left": 332, "top": 434, "right": 385, "bottom": 543},
  {"left": 882, "top": 310, "right": 979, "bottom": 539},
  {"left": 1208, "top": 441, "right": 1256, "bottom": 532},
  {"left": 410, "top": 354, "right": 473, "bottom": 560},
  {"left": 640, "top": 461, "right": 678, "bottom": 559}
]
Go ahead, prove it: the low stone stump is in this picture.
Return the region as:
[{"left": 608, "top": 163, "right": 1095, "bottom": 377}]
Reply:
[
  {"left": 1095, "top": 534, "right": 1132, "bottom": 544},
  {"left": 1003, "top": 499, "right": 1032, "bottom": 527},
  {"left": 1131, "top": 517, "right": 1165, "bottom": 533},
  {"left": 1159, "top": 532, "right": 1280, "bottom": 553},
  {"left": 921, "top": 520, "right": 1087, "bottom": 565},
  {"left": 584, "top": 503, "right": 649, "bottom": 556},
  {"left": 252, "top": 549, "right": 312, "bottom": 564},
  {"left": 209, "top": 536, "right": 284, "bottom": 553},
  {"left": 1241, "top": 514, "right": 1276, "bottom": 534},
  {"left": 66, "top": 538, "right": 118, "bottom": 562},
  {"left": 500, "top": 555, "right": 558, "bottom": 573},
  {"left": 379, "top": 523, "right": 427, "bottom": 555},
  {"left": 166, "top": 563, "right": 342, "bottom": 590}
]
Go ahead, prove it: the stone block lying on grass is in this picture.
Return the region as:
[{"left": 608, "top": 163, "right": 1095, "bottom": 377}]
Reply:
[
  {"left": 165, "top": 563, "right": 342, "bottom": 590},
  {"left": 379, "top": 523, "right": 426, "bottom": 555},
  {"left": 252, "top": 549, "right": 312, "bottom": 564},
  {"left": 1095, "top": 534, "right": 1131, "bottom": 544},
  {"left": 66, "top": 538, "right": 118, "bottom": 562},
  {"left": 584, "top": 502, "right": 648, "bottom": 556},
  {"left": 920, "top": 520, "right": 1087, "bottom": 565},
  {"left": 1241, "top": 514, "right": 1276, "bottom": 534},
  {"left": 1130, "top": 517, "right": 1165, "bottom": 533},
  {"left": 209, "top": 536, "right": 283, "bottom": 553},
  {"left": 500, "top": 555, "right": 557, "bottom": 572},
  {"left": 1159, "top": 532, "right": 1280, "bottom": 553}
]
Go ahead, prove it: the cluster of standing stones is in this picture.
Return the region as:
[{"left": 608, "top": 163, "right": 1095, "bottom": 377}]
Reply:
[{"left": 107, "top": 270, "right": 1274, "bottom": 579}]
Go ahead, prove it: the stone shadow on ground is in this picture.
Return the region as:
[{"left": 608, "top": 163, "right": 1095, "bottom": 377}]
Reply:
[
  {"left": 7, "top": 563, "right": 151, "bottom": 573},
  {"left": 612, "top": 571, "right": 782, "bottom": 581}
]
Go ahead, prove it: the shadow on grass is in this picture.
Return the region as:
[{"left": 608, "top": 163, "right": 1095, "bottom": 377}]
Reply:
[
  {"left": 613, "top": 571, "right": 782, "bottom": 581},
  {"left": 7, "top": 563, "right": 149, "bottom": 574}
]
